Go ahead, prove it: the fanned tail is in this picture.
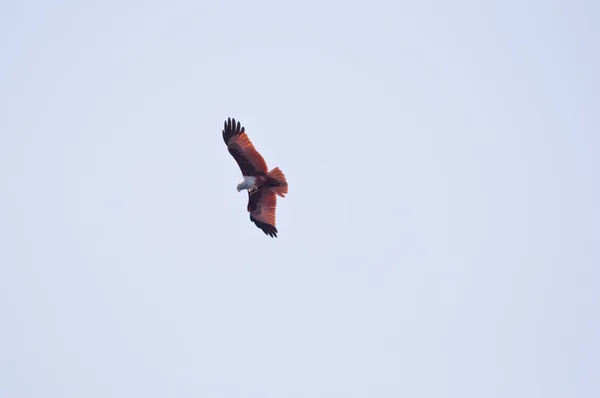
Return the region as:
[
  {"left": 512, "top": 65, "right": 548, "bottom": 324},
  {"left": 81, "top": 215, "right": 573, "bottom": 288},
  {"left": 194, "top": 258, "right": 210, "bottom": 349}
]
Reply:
[{"left": 267, "top": 167, "right": 288, "bottom": 197}]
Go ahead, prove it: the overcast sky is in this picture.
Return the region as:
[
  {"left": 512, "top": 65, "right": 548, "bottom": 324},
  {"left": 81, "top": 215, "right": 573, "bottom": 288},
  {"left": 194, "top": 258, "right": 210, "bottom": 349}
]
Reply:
[{"left": 1, "top": 1, "right": 599, "bottom": 397}]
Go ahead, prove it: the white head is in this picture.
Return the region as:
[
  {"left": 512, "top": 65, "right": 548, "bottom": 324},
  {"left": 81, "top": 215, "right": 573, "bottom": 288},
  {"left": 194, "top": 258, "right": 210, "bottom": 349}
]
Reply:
[{"left": 237, "top": 176, "right": 256, "bottom": 193}]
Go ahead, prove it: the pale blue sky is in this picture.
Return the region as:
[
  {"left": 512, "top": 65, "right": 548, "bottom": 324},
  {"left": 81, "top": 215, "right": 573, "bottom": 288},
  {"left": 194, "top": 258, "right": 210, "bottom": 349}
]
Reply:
[{"left": 1, "top": 1, "right": 599, "bottom": 397}]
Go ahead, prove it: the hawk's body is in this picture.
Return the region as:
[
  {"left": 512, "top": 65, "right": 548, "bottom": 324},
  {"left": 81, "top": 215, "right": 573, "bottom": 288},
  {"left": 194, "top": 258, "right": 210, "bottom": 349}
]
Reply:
[{"left": 222, "top": 118, "right": 288, "bottom": 237}]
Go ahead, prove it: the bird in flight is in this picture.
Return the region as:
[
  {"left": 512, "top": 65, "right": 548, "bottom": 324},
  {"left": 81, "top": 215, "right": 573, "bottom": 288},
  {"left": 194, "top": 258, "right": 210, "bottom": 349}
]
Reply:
[{"left": 223, "top": 118, "right": 288, "bottom": 237}]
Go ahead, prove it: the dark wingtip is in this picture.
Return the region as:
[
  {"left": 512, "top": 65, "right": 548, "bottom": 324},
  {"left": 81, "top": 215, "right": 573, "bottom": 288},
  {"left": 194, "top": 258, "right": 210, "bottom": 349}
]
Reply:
[
  {"left": 250, "top": 215, "right": 278, "bottom": 238},
  {"left": 223, "top": 117, "right": 244, "bottom": 144}
]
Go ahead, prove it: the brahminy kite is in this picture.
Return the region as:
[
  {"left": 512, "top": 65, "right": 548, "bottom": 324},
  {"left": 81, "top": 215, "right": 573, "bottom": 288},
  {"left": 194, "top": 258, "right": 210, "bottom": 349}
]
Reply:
[{"left": 223, "top": 118, "right": 288, "bottom": 237}]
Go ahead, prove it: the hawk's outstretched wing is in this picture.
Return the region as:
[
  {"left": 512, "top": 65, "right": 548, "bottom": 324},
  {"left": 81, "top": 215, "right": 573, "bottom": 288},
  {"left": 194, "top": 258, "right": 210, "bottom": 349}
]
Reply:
[
  {"left": 247, "top": 189, "right": 278, "bottom": 237},
  {"left": 223, "top": 118, "right": 268, "bottom": 176}
]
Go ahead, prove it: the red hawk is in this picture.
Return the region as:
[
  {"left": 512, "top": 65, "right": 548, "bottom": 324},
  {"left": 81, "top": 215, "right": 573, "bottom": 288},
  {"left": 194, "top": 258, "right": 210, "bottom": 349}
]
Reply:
[{"left": 223, "top": 118, "right": 288, "bottom": 237}]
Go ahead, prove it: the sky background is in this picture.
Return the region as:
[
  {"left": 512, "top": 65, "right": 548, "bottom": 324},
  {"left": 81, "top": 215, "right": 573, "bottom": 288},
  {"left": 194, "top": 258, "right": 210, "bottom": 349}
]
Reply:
[{"left": 1, "top": 1, "right": 599, "bottom": 397}]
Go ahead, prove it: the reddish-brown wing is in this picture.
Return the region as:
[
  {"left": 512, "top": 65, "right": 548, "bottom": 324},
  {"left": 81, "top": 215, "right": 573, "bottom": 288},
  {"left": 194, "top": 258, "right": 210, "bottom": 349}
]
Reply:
[
  {"left": 247, "top": 188, "right": 278, "bottom": 237},
  {"left": 223, "top": 118, "right": 268, "bottom": 176}
]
